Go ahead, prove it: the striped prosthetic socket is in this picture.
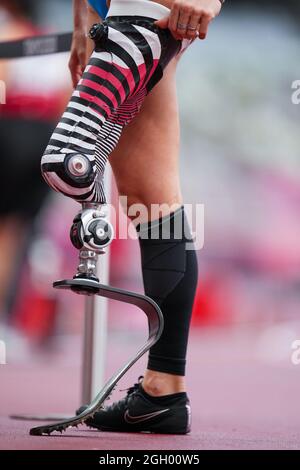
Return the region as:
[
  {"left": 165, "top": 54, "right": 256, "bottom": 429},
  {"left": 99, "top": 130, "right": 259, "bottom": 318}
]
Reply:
[{"left": 41, "top": 18, "right": 180, "bottom": 204}]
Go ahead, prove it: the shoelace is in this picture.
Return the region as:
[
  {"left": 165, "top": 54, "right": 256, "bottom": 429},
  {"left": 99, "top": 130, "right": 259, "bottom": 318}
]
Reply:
[
  {"left": 120, "top": 375, "right": 144, "bottom": 397},
  {"left": 108, "top": 376, "right": 144, "bottom": 411}
]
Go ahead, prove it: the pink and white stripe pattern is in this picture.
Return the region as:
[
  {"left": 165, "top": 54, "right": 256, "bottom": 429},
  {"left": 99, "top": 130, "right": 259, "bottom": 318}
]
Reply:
[{"left": 41, "top": 18, "right": 180, "bottom": 203}]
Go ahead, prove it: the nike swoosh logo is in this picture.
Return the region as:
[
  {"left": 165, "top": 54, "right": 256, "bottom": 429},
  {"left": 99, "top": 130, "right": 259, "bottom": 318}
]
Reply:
[{"left": 124, "top": 408, "right": 169, "bottom": 424}]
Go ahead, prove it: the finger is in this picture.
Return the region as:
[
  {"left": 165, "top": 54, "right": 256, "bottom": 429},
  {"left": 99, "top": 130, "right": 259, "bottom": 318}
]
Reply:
[
  {"left": 198, "top": 13, "right": 212, "bottom": 40},
  {"left": 186, "top": 11, "right": 201, "bottom": 39},
  {"left": 168, "top": 30, "right": 184, "bottom": 41},
  {"left": 168, "top": 1, "right": 181, "bottom": 35},
  {"left": 154, "top": 16, "right": 169, "bottom": 29},
  {"left": 176, "top": 7, "right": 191, "bottom": 37}
]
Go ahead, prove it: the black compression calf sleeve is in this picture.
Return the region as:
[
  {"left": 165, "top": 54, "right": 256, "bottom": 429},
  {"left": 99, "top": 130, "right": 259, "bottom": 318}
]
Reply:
[{"left": 137, "top": 206, "right": 198, "bottom": 376}]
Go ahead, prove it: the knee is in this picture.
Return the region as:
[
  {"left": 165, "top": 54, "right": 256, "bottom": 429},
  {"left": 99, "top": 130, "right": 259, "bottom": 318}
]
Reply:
[
  {"left": 118, "top": 190, "right": 183, "bottom": 225},
  {"left": 41, "top": 152, "right": 97, "bottom": 199},
  {"left": 118, "top": 192, "right": 147, "bottom": 221},
  {"left": 113, "top": 164, "right": 182, "bottom": 221}
]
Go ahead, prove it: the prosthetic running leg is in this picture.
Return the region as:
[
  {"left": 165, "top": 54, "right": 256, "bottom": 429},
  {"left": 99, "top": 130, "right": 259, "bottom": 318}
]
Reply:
[{"left": 30, "top": 198, "right": 163, "bottom": 436}]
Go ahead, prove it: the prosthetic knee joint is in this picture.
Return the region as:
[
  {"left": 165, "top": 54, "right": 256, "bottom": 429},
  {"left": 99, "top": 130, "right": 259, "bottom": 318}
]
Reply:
[{"left": 41, "top": 151, "right": 98, "bottom": 200}]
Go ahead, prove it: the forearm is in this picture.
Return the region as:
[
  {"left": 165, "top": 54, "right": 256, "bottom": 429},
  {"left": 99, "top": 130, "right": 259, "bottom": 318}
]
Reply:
[
  {"left": 86, "top": 3, "right": 102, "bottom": 57},
  {"left": 69, "top": 0, "right": 89, "bottom": 87},
  {"left": 73, "top": 0, "right": 88, "bottom": 32}
]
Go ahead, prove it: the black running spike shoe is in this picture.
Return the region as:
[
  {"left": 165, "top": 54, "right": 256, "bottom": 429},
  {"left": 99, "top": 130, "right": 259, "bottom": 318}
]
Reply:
[{"left": 77, "top": 377, "right": 191, "bottom": 434}]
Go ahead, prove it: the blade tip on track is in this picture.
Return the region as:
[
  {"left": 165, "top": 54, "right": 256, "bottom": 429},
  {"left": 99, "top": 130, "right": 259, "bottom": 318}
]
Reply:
[{"left": 29, "top": 428, "right": 43, "bottom": 436}]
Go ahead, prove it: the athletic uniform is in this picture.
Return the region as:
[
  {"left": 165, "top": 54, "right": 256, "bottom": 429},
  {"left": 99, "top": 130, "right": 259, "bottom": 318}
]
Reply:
[{"left": 87, "top": 0, "right": 109, "bottom": 18}]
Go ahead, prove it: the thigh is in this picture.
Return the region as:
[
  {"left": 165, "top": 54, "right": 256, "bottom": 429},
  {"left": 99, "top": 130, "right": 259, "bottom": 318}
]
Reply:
[
  {"left": 109, "top": 57, "right": 183, "bottom": 210},
  {"left": 86, "top": 6, "right": 183, "bottom": 211}
]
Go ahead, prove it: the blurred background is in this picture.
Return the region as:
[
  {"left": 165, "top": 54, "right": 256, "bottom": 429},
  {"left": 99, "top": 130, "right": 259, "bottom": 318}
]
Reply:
[{"left": 0, "top": 0, "right": 299, "bottom": 450}]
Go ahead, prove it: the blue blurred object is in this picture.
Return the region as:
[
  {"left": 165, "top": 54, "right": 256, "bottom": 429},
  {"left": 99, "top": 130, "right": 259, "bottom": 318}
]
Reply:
[{"left": 87, "top": 0, "right": 108, "bottom": 18}]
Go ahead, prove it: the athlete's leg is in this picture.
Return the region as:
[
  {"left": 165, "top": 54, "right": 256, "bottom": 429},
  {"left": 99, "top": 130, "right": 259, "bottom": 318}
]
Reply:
[
  {"left": 85, "top": 3, "right": 197, "bottom": 396},
  {"left": 78, "top": 56, "right": 198, "bottom": 433},
  {"left": 109, "top": 57, "right": 198, "bottom": 397},
  {"left": 69, "top": 5, "right": 198, "bottom": 435}
]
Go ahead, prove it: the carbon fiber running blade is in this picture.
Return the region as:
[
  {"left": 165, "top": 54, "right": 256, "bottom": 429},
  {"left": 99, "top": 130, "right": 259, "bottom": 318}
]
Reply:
[{"left": 29, "top": 278, "right": 163, "bottom": 436}]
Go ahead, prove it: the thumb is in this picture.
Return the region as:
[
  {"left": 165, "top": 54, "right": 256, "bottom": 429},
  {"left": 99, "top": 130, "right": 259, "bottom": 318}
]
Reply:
[{"left": 154, "top": 16, "right": 169, "bottom": 29}]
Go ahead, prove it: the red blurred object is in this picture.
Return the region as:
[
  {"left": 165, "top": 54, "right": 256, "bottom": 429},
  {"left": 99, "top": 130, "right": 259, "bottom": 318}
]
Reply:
[
  {"left": 191, "top": 274, "right": 234, "bottom": 327},
  {"left": 12, "top": 289, "right": 58, "bottom": 343}
]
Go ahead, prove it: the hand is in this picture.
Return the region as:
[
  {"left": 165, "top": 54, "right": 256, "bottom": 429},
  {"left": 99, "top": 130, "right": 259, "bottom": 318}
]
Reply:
[
  {"left": 154, "top": 0, "right": 222, "bottom": 41},
  {"left": 68, "top": 29, "right": 87, "bottom": 88}
]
